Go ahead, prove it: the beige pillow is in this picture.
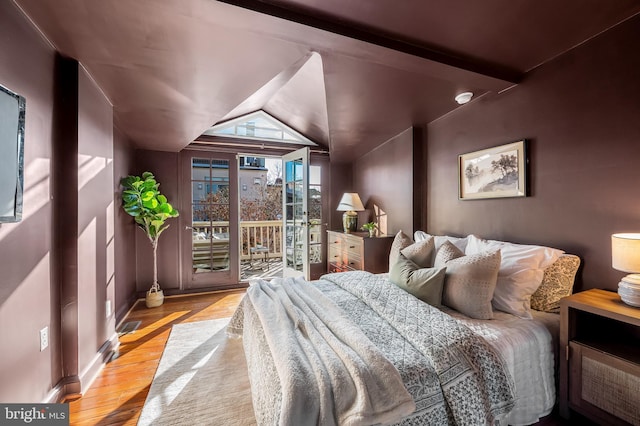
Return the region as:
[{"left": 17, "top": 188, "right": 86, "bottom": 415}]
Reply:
[
  {"left": 401, "top": 237, "right": 435, "bottom": 267},
  {"left": 531, "top": 254, "right": 581, "bottom": 313},
  {"left": 389, "top": 231, "right": 413, "bottom": 270},
  {"left": 434, "top": 240, "right": 465, "bottom": 267},
  {"left": 436, "top": 241, "right": 501, "bottom": 319},
  {"left": 389, "top": 253, "right": 446, "bottom": 306}
]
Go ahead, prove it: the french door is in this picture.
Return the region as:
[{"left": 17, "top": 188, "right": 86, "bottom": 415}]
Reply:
[
  {"left": 181, "top": 151, "right": 239, "bottom": 288},
  {"left": 282, "top": 147, "right": 310, "bottom": 279}
]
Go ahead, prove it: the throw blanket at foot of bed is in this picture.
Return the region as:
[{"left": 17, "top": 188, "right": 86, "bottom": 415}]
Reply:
[{"left": 230, "top": 277, "right": 416, "bottom": 426}]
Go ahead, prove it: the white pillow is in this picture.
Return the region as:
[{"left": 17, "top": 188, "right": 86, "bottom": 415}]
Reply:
[
  {"left": 414, "top": 231, "right": 469, "bottom": 253},
  {"left": 465, "top": 234, "right": 564, "bottom": 318}
]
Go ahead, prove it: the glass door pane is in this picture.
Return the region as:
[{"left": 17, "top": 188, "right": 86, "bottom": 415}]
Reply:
[
  {"left": 191, "top": 158, "right": 230, "bottom": 273},
  {"left": 181, "top": 151, "right": 238, "bottom": 288},
  {"left": 309, "top": 165, "right": 322, "bottom": 264},
  {"left": 282, "top": 147, "right": 309, "bottom": 279}
]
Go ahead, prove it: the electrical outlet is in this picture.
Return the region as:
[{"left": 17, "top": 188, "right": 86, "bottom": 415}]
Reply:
[
  {"left": 40, "top": 327, "right": 48, "bottom": 352},
  {"left": 106, "top": 300, "right": 112, "bottom": 318}
]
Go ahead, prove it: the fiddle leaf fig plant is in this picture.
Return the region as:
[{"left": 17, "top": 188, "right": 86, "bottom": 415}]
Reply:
[{"left": 121, "top": 172, "right": 179, "bottom": 292}]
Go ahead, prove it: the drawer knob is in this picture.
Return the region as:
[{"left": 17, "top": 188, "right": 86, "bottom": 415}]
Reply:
[{"left": 349, "top": 245, "right": 355, "bottom": 249}]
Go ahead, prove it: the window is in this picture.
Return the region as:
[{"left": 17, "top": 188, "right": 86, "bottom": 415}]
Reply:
[{"left": 203, "top": 111, "right": 318, "bottom": 146}]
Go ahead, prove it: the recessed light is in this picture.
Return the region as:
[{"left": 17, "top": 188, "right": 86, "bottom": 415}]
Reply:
[{"left": 455, "top": 92, "right": 473, "bottom": 104}]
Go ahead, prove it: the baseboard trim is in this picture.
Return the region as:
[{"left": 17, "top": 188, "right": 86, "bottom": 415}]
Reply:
[
  {"left": 78, "top": 332, "right": 120, "bottom": 394},
  {"left": 45, "top": 375, "right": 80, "bottom": 403},
  {"left": 44, "top": 332, "right": 120, "bottom": 403}
]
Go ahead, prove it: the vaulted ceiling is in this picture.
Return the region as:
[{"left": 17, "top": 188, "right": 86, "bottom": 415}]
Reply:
[{"left": 13, "top": 0, "right": 640, "bottom": 162}]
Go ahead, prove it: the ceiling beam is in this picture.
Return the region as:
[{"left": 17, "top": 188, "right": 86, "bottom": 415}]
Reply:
[{"left": 217, "top": 0, "right": 523, "bottom": 84}]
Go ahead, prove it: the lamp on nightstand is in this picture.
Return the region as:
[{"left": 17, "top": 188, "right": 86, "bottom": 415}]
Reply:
[
  {"left": 611, "top": 233, "right": 640, "bottom": 307},
  {"left": 337, "top": 192, "right": 365, "bottom": 233}
]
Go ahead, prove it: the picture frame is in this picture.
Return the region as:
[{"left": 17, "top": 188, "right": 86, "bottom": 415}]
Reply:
[
  {"left": 0, "top": 84, "right": 26, "bottom": 222},
  {"left": 459, "top": 140, "right": 527, "bottom": 200}
]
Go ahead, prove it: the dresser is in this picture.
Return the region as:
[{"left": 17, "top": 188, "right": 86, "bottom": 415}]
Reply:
[
  {"left": 327, "top": 230, "right": 393, "bottom": 274},
  {"left": 559, "top": 289, "right": 640, "bottom": 425}
]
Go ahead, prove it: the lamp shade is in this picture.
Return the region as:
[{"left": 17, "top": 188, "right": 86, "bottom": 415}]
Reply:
[
  {"left": 612, "top": 233, "right": 640, "bottom": 273},
  {"left": 336, "top": 193, "right": 365, "bottom": 212}
]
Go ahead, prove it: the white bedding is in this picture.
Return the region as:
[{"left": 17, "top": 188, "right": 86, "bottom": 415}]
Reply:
[
  {"left": 443, "top": 307, "right": 559, "bottom": 425},
  {"left": 233, "top": 271, "right": 559, "bottom": 425}
]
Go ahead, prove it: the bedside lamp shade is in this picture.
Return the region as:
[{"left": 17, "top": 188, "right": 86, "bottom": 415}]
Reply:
[
  {"left": 612, "top": 233, "right": 640, "bottom": 307},
  {"left": 337, "top": 193, "right": 365, "bottom": 233}
]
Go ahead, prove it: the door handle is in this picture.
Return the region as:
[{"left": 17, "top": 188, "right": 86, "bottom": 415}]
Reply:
[{"left": 185, "top": 225, "right": 193, "bottom": 230}]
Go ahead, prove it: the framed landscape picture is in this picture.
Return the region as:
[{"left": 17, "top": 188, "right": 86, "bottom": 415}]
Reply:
[{"left": 459, "top": 140, "right": 527, "bottom": 200}]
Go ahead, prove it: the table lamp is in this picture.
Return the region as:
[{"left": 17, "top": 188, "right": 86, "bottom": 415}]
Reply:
[
  {"left": 337, "top": 193, "right": 365, "bottom": 233},
  {"left": 611, "top": 233, "right": 640, "bottom": 307}
]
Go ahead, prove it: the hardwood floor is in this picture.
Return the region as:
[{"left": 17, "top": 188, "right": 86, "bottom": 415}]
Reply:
[
  {"left": 69, "top": 289, "right": 579, "bottom": 425},
  {"left": 69, "top": 290, "right": 246, "bottom": 425}
]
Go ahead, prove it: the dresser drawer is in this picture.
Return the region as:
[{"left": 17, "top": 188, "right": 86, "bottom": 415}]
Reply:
[
  {"left": 326, "top": 230, "right": 393, "bottom": 274},
  {"left": 343, "top": 257, "right": 362, "bottom": 271}
]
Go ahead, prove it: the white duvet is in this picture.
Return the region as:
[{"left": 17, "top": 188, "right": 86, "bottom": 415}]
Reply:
[{"left": 443, "top": 307, "right": 558, "bottom": 426}]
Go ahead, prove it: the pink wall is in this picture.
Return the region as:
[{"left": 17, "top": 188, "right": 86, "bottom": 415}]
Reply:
[
  {"left": 426, "top": 15, "right": 640, "bottom": 292},
  {"left": 0, "top": 2, "right": 135, "bottom": 402},
  {"left": 113, "top": 128, "right": 137, "bottom": 320},
  {"left": 0, "top": 1, "right": 58, "bottom": 403},
  {"left": 353, "top": 128, "right": 415, "bottom": 236},
  {"left": 77, "top": 67, "right": 117, "bottom": 387}
]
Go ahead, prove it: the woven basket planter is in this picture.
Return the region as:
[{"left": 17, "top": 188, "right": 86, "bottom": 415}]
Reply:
[{"left": 145, "top": 288, "right": 164, "bottom": 308}]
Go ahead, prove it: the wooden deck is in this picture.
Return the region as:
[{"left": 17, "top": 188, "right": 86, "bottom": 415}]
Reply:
[{"left": 240, "top": 258, "right": 283, "bottom": 281}]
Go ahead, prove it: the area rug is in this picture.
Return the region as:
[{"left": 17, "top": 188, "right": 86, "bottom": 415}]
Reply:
[{"left": 138, "top": 318, "right": 256, "bottom": 425}]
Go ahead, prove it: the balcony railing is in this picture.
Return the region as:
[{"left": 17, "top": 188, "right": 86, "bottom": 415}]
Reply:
[
  {"left": 192, "top": 220, "right": 321, "bottom": 266},
  {"left": 192, "top": 220, "right": 282, "bottom": 261}
]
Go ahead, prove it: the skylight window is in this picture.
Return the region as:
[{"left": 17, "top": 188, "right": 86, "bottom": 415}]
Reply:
[{"left": 203, "top": 111, "right": 317, "bottom": 146}]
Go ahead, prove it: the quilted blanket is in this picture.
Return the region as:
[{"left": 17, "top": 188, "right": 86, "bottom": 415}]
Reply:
[{"left": 230, "top": 271, "right": 516, "bottom": 425}]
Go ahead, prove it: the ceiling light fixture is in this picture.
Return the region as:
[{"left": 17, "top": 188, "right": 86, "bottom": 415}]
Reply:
[{"left": 455, "top": 92, "right": 473, "bottom": 104}]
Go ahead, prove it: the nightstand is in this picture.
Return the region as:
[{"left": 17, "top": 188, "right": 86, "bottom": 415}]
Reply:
[
  {"left": 559, "top": 289, "right": 640, "bottom": 425},
  {"left": 327, "top": 230, "right": 393, "bottom": 274}
]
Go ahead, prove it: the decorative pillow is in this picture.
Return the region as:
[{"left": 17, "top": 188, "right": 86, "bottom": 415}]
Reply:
[
  {"left": 389, "top": 253, "right": 446, "bottom": 306},
  {"left": 415, "top": 231, "right": 469, "bottom": 253},
  {"left": 434, "top": 240, "right": 465, "bottom": 267},
  {"left": 437, "top": 241, "right": 501, "bottom": 320},
  {"left": 465, "top": 234, "right": 564, "bottom": 319},
  {"left": 531, "top": 254, "right": 581, "bottom": 313},
  {"left": 389, "top": 230, "right": 413, "bottom": 270},
  {"left": 400, "top": 237, "right": 435, "bottom": 268}
]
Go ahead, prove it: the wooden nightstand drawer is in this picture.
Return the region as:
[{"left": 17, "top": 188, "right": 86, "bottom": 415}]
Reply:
[
  {"left": 569, "top": 342, "right": 640, "bottom": 425},
  {"left": 560, "top": 289, "right": 640, "bottom": 425}
]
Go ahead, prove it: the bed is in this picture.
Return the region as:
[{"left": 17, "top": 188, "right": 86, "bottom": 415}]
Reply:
[{"left": 229, "top": 232, "right": 579, "bottom": 426}]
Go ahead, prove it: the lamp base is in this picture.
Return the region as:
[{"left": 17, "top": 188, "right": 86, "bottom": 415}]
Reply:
[
  {"left": 342, "top": 211, "right": 358, "bottom": 233},
  {"left": 618, "top": 274, "right": 640, "bottom": 307}
]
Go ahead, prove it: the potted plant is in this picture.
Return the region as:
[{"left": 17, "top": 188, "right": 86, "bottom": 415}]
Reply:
[
  {"left": 121, "top": 172, "right": 179, "bottom": 308},
  {"left": 361, "top": 222, "right": 377, "bottom": 238}
]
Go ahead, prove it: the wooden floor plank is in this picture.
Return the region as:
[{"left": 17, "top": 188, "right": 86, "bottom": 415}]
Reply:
[{"left": 69, "top": 290, "right": 245, "bottom": 425}]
